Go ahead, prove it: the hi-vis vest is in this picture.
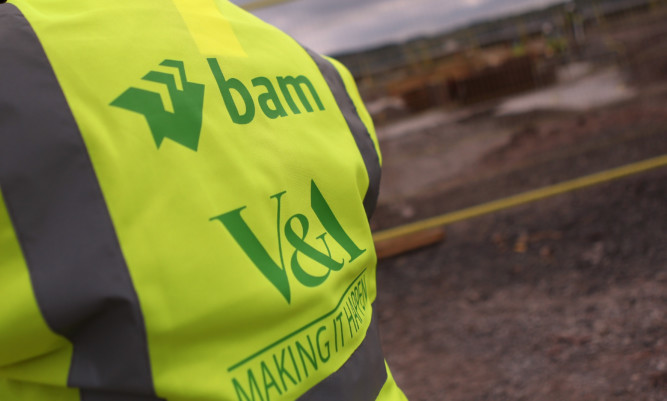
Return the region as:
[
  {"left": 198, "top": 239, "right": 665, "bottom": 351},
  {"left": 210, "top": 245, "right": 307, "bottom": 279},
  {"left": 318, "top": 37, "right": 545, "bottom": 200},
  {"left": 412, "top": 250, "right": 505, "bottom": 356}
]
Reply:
[{"left": 0, "top": 1, "right": 408, "bottom": 400}]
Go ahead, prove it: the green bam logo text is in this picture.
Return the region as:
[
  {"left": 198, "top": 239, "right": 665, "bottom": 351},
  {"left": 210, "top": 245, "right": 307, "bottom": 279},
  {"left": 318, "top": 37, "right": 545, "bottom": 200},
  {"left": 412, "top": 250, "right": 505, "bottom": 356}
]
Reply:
[
  {"left": 111, "top": 58, "right": 325, "bottom": 151},
  {"left": 211, "top": 180, "right": 365, "bottom": 304}
]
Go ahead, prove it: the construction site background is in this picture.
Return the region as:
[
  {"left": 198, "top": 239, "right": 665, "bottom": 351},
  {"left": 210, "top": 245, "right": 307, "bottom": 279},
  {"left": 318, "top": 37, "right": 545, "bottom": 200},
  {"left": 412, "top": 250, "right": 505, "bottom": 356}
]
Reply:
[
  {"left": 240, "top": 0, "right": 667, "bottom": 398},
  {"left": 332, "top": 0, "right": 665, "bottom": 121},
  {"left": 332, "top": 1, "right": 667, "bottom": 400}
]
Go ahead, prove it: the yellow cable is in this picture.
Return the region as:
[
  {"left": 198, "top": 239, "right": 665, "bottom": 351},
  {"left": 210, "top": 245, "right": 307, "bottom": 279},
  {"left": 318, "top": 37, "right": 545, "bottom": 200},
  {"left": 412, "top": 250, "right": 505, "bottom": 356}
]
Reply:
[{"left": 373, "top": 154, "right": 667, "bottom": 242}]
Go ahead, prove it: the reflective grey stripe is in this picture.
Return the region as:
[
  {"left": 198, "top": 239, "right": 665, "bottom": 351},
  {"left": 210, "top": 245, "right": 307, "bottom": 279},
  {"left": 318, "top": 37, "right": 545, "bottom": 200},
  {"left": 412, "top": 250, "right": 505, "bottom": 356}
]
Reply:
[
  {"left": 0, "top": 5, "right": 163, "bottom": 401},
  {"left": 299, "top": 310, "right": 388, "bottom": 401},
  {"left": 306, "top": 49, "right": 382, "bottom": 219}
]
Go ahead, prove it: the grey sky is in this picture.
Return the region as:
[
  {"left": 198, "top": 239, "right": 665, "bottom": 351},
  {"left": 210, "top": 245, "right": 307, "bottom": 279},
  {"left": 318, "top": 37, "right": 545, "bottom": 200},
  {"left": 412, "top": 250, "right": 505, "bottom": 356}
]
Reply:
[{"left": 232, "top": 0, "right": 565, "bottom": 54}]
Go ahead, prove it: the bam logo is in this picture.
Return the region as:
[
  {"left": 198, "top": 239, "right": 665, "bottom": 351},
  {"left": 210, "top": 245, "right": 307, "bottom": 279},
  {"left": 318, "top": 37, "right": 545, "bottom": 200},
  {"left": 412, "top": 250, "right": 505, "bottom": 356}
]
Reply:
[
  {"left": 207, "top": 58, "right": 325, "bottom": 125},
  {"left": 111, "top": 58, "right": 325, "bottom": 152},
  {"left": 211, "top": 180, "right": 365, "bottom": 304},
  {"left": 111, "top": 59, "right": 205, "bottom": 151}
]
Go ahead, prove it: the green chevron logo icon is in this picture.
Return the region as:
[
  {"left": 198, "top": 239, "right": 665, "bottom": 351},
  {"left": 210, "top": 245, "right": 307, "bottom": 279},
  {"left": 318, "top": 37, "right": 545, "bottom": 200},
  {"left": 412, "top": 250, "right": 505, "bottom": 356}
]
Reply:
[{"left": 111, "top": 59, "right": 205, "bottom": 151}]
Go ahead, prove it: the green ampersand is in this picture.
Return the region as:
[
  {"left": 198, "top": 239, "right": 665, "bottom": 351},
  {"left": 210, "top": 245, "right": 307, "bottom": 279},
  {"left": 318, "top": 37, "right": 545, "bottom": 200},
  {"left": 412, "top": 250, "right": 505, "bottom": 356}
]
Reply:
[
  {"left": 284, "top": 214, "right": 344, "bottom": 288},
  {"left": 210, "top": 181, "right": 367, "bottom": 303}
]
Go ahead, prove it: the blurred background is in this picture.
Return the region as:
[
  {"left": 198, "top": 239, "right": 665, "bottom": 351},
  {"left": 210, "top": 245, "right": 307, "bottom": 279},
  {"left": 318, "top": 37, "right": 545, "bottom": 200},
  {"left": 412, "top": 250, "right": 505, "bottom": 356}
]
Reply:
[{"left": 234, "top": 0, "right": 667, "bottom": 400}]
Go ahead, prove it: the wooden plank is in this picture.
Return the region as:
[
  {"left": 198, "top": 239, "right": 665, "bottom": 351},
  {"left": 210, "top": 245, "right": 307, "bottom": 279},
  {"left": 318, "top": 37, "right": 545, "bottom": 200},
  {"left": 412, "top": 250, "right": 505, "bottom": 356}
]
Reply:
[{"left": 374, "top": 227, "right": 446, "bottom": 260}]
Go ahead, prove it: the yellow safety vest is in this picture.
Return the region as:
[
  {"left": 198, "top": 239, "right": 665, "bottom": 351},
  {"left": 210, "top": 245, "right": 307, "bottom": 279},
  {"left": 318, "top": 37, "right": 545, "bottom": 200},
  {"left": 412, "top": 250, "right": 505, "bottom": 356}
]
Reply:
[{"left": 0, "top": 1, "right": 407, "bottom": 400}]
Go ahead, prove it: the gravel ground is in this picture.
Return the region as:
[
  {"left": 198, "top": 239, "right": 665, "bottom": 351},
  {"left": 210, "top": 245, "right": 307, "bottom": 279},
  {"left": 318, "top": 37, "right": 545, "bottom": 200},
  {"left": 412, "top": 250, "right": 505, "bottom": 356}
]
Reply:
[
  {"left": 372, "top": 10, "right": 667, "bottom": 400},
  {"left": 377, "top": 168, "right": 667, "bottom": 401}
]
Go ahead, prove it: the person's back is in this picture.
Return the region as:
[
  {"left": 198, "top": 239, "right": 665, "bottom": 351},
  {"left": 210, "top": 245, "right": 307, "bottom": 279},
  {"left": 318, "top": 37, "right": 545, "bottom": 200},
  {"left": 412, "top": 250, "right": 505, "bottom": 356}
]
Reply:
[{"left": 0, "top": 1, "right": 407, "bottom": 400}]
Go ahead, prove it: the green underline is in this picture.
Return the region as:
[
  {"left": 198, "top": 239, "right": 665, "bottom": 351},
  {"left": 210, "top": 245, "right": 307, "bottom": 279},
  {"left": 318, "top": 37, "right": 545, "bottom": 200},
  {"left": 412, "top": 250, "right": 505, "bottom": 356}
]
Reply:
[{"left": 227, "top": 268, "right": 368, "bottom": 372}]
